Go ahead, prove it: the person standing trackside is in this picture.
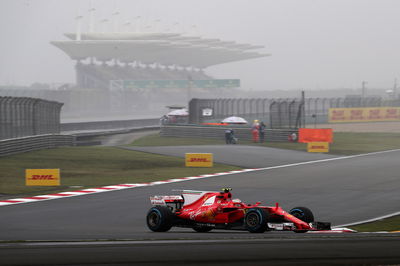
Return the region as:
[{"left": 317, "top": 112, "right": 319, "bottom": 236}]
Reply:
[
  {"left": 259, "top": 121, "right": 266, "bottom": 143},
  {"left": 251, "top": 120, "right": 259, "bottom": 142},
  {"left": 225, "top": 128, "right": 236, "bottom": 144}
]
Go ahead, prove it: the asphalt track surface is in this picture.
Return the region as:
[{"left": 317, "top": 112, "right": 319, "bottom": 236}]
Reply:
[
  {"left": 1, "top": 144, "right": 400, "bottom": 265},
  {"left": 1, "top": 235, "right": 400, "bottom": 266}
]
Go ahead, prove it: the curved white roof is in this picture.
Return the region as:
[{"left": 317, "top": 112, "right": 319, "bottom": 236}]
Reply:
[
  {"left": 53, "top": 32, "right": 270, "bottom": 68},
  {"left": 64, "top": 32, "right": 181, "bottom": 41}
]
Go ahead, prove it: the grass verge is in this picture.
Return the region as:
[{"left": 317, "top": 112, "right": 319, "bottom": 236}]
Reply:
[
  {"left": 0, "top": 146, "right": 240, "bottom": 197},
  {"left": 349, "top": 215, "right": 400, "bottom": 232},
  {"left": 130, "top": 132, "right": 400, "bottom": 155}
]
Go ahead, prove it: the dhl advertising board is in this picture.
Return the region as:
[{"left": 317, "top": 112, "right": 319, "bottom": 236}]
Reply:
[
  {"left": 26, "top": 169, "right": 60, "bottom": 186},
  {"left": 307, "top": 142, "right": 329, "bottom": 153},
  {"left": 185, "top": 153, "right": 213, "bottom": 167},
  {"left": 329, "top": 107, "right": 400, "bottom": 123}
]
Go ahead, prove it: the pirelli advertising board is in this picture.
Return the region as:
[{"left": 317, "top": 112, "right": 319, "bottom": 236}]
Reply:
[
  {"left": 26, "top": 169, "right": 60, "bottom": 186},
  {"left": 185, "top": 153, "right": 213, "bottom": 167},
  {"left": 329, "top": 107, "right": 400, "bottom": 123}
]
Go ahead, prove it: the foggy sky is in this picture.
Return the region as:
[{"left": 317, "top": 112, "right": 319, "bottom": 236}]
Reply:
[{"left": 0, "top": 0, "right": 399, "bottom": 91}]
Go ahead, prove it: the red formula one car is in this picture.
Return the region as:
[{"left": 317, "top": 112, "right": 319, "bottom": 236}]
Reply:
[{"left": 146, "top": 188, "right": 331, "bottom": 233}]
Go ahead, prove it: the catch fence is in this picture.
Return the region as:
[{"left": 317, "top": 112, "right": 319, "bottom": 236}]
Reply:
[
  {"left": 188, "top": 96, "right": 396, "bottom": 128},
  {"left": 0, "top": 96, "right": 63, "bottom": 140}
]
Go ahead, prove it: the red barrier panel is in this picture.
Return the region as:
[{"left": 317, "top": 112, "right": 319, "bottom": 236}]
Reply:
[{"left": 298, "top": 128, "right": 333, "bottom": 143}]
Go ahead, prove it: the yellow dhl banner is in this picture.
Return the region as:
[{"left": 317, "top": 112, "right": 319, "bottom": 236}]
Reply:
[
  {"left": 329, "top": 107, "right": 400, "bottom": 123},
  {"left": 26, "top": 169, "right": 60, "bottom": 186},
  {"left": 307, "top": 142, "right": 329, "bottom": 153},
  {"left": 185, "top": 153, "right": 213, "bottom": 167}
]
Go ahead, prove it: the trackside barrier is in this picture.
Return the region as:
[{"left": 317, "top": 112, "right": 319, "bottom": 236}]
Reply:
[
  {"left": 0, "top": 118, "right": 159, "bottom": 156},
  {"left": 61, "top": 118, "right": 160, "bottom": 132},
  {"left": 0, "top": 135, "right": 74, "bottom": 157},
  {"left": 298, "top": 128, "right": 333, "bottom": 143},
  {"left": 160, "top": 125, "right": 297, "bottom": 142}
]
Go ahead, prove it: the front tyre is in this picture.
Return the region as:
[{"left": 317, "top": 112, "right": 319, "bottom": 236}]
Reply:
[
  {"left": 244, "top": 208, "right": 269, "bottom": 233},
  {"left": 146, "top": 206, "right": 174, "bottom": 232},
  {"left": 289, "top": 206, "right": 314, "bottom": 233}
]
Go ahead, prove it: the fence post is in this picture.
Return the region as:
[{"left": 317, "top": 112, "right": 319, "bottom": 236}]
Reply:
[{"left": 0, "top": 97, "right": 6, "bottom": 140}]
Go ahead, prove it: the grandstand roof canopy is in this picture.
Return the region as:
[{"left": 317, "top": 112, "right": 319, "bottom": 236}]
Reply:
[{"left": 52, "top": 32, "right": 270, "bottom": 68}]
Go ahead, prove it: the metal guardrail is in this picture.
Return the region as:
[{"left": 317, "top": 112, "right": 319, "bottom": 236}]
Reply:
[
  {"left": 160, "top": 125, "right": 297, "bottom": 142},
  {"left": 0, "top": 118, "right": 160, "bottom": 156},
  {"left": 61, "top": 118, "right": 160, "bottom": 144},
  {"left": 0, "top": 121, "right": 295, "bottom": 157},
  {"left": 0, "top": 135, "right": 74, "bottom": 157},
  {"left": 60, "top": 118, "right": 160, "bottom": 132}
]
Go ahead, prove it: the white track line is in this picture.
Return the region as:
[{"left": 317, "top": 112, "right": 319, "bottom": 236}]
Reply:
[
  {"left": 334, "top": 211, "right": 400, "bottom": 227},
  {"left": 256, "top": 148, "right": 400, "bottom": 171}
]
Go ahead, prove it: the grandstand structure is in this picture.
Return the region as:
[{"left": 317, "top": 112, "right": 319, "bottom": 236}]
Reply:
[
  {"left": 47, "top": 20, "right": 269, "bottom": 117},
  {"left": 1, "top": 6, "right": 269, "bottom": 119},
  {"left": 52, "top": 32, "right": 268, "bottom": 90}
]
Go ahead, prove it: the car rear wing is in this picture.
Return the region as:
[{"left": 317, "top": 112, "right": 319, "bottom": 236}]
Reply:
[{"left": 150, "top": 195, "right": 183, "bottom": 206}]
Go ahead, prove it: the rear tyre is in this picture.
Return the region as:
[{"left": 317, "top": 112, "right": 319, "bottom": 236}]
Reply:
[
  {"left": 146, "top": 206, "right": 174, "bottom": 232},
  {"left": 193, "top": 226, "right": 213, "bottom": 233},
  {"left": 289, "top": 206, "right": 314, "bottom": 233},
  {"left": 244, "top": 208, "right": 269, "bottom": 233}
]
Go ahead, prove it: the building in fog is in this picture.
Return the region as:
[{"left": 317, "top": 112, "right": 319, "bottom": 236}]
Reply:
[
  {"left": 50, "top": 29, "right": 268, "bottom": 118},
  {"left": 0, "top": 8, "right": 269, "bottom": 119},
  {"left": 53, "top": 32, "right": 268, "bottom": 88}
]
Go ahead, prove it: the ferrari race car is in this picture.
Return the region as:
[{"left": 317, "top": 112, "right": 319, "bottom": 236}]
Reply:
[{"left": 146, "top": 188, "right": 331, "bottom": 233}]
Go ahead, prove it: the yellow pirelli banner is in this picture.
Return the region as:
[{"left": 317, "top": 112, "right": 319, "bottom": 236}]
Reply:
[
  {"left": 329, "top": 107, "right": 400, "bottom": 123},
  {"left": 26, "top": 169, "right": 60, "bottom": 186},
  {"left": 185, "top": 153, "right": 213, "bottom": 167},
  {"left": 307, "top": 142, "right": 329, "bottom": 153}
]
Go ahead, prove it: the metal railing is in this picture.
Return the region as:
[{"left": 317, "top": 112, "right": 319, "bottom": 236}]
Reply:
[
  {"left": 160, "top": 125, "right": 297, "bottom": 142},
  {"left": 61, "top": 118, "right": 160, "bottom": 132},
  {"left": 0, "top": 134, "right": 74, "bottom": 157}
]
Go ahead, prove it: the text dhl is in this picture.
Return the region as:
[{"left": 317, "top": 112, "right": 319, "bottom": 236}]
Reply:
[
  {"left": 311, "top": 146, "right": 325, "bottom": 149},
  {"left": 187, "top": 158, "right": 211, "bottom": 162},
  {"left": 28, "top": 175, "right": 56, "bottom": 180}
]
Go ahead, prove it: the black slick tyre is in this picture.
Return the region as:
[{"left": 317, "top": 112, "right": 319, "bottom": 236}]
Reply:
[
  {"left": 289, "top": 206, "right": 314, "bottom": 233},
  {"left": 244, "top": 208, "right": 269, "bottom": 233},
  {"left": 146, "top": 206, "right": 174, "bottom": 232}
]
